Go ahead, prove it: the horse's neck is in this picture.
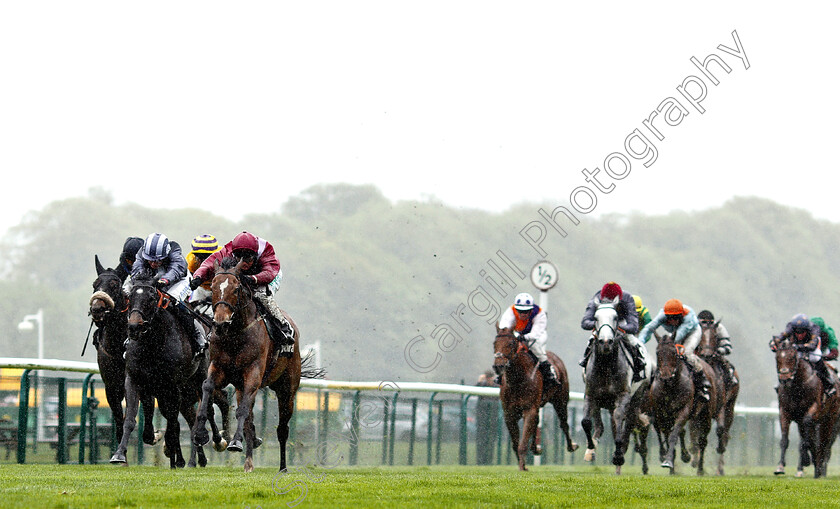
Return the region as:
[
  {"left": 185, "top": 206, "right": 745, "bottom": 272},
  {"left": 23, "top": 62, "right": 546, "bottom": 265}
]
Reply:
[{"left": 507, "top": 354, "right": 537, "bottom": 382}]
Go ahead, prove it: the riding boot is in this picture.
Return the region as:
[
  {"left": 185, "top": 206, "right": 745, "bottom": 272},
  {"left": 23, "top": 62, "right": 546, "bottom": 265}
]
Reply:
[
  {"left": 814, "top": 361, "right": 836, "bottom": 397},
  {"left": 690, "top": 361, "right": 711, "bottom": 401},
  {"left": 175, "top": 304, "right": 207, "bottom": 360},
  {"left": 579, "top": 340, "right": 592, "bottom": 368},
  {"left": 254, "top": 292, "right": 294, "bottom": 344},
  {"left": 622, "top": 336, "right": 646, "bottom": 382},
  {"left": 538, "top": 361, "right": 560, "bottom": 389}
]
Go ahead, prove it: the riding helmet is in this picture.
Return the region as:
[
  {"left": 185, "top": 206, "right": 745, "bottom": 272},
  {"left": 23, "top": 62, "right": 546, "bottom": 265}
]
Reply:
[
  {"left": 141, "top": 233, "right": 171, "bottom": 261},
  {"left": 191, "top": 234, "right": 220, "bottom": 254},
  {"left": 513, "top": 293, "right": 535, "bottom": 311},
  {"left": 600, "top": 281, "right": 622, "bottom": 301},
  {"left": 698, "top": 310, "right": 715, "bottom": 321},
  {"left": 231, "top": 231, "right": 259, "bottom": 255},
  {"left": 663, "top": 298, "right": 687, "bottom": 316}
]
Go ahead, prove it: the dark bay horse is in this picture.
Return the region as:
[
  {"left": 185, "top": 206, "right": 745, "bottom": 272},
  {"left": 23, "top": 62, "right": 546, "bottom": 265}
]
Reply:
[
  {"left": 697, "top": 322, "right": 739, "bottom": 475},
  {"left": 90, "top": 256, "right": 157, "bottom": 448},
  {"left": 192, "top": 257, "right": 303, "bottom": 472},
  {"left": 649, "top": 333, "right": 721, "bottom": 475},
  {"left": 493, "top": 326, "right": 578, "bottom": 471},
  {"left": 109, "top": 278, "right": 211, "bottom": 468},
  {"left": 581, "top": 301, "right": 652, "bottom": 474},
  {"left": 771, "top": 336, "right": 840, "bottom": 478}
]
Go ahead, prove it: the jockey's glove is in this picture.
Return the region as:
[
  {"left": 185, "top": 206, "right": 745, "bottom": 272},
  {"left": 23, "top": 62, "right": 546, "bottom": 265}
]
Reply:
[
  {"left": 246, "top": 275, "right": 258, "bottom": 285},
  {"left": 155, "top": 278, "right": 169, "bottom": 289},
  {"left": 189, "top": 277, "right": 203, "bottom": 290}
]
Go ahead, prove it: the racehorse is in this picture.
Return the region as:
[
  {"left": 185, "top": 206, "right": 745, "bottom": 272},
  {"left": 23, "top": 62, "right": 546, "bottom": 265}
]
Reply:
[
  {"left": 771, "top": 336, "right": 840, "bottom": 478},
  {"left": 493, "top": 326, "right": 578, "bottom": 471},
  {"left": 90, "top": 256, "right": 157, "bottom": 449},
  {"left": 109, "top": 277, "right": 212, "bottom": 468},
  {"left": 581, "top": 301, "right": 652, "bottom": 474},
  {"left": 697, "top": 322, "right": 740, "bottom": 475},
  {"left": 649, "top": 333, "right": 721, "bottom": 475},
  {"left": 192, "top": 256, "right": 303, "bottom": 473}
]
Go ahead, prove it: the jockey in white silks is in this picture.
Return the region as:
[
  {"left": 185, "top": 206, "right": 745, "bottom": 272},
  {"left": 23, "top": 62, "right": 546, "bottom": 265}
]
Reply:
[{"left": 496, "top": 292, "right": 560, "bottom": 388}]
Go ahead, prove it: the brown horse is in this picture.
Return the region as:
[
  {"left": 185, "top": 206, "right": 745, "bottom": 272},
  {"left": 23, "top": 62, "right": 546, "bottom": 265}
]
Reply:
[
  {"left": 697, "top": 322, "right": 739, "bottom": 475},
  {"left": 192, "top": 256, "right": 302, "bottom": 472},
  {"left": 771, "top": 336, "right": 840, "bottom": 478},
  {"left": 493, "top": 326, "right": 578, "bottom": 471},
  {"left": 648, "top": 333, "right": 722, "bottom": 475}
]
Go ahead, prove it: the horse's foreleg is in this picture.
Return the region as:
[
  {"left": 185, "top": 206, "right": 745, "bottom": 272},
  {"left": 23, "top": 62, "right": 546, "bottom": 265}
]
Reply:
[
  {"left": 193, "top": 367, "right": 225, "bottom": 447},
  {"left": 103, "top": 382, "right": 126, "bottom": 448},
  {"left": 519, "top": 407, "right": 539, "bottom": 470},
  {"left": 503, "top": 411, "right": 523, "bottom": 470},
  {"left": 775, "top": 412, "right": 791, "bottom": 475},
  {"left": 662, "top": 406, "right": 692, "bottom": 473},
  {"left": 800, "top": 414, "right": 817, "bottom": 478},
  {"left": 611, "top": 393, "right": 633, "bottom": 470},
  {"left": 550, "top": 400, "right": 579, "bottom": 453},
  {"left": 158, "top": 394, "right": 184, "bottom": 469},
  {"left": 210, "top": 389, "right": 231, "bottom": 451},
  {"left": 110, "top": 375, "right": 140, "bottom": 465},
  {"left": 231, "top": 368, "right": 261, "bottom": 473},
  {"left": 636, "top": 426, "right": 650, "bottom": 475},
  {"left": 180, "top": 399, "right": 205, "bottom": 468},
  {"left": 581, "top": 400, "right": 599, "bottom": 462}
]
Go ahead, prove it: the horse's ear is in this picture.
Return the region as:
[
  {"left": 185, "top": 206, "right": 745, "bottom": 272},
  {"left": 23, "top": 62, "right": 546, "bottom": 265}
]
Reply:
[
  {"left": 611, "top": 296, "right": 619, "bottom": 305},
  {"left": 496, "top": 323, "right": 501, "bottom": 333},
  {"left": 95, "top": 255, "right": 105, "bottom": 276},
  {"left": 213, "top": 259, "right": 220, "bottom": 271},
  {"left": 714, "top": 319, "right": 722, "bottom": 328}
]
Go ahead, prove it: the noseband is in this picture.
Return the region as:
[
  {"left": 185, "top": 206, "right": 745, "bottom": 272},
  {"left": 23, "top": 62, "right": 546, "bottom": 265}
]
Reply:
[
  {"left": 494, "top": 333, "right": 527, "bottom": 368},
  {"left": 92, "top": 272, "right": 129, "bottom": 316},
  {"left": 775, "top": 342, "right": 800, "bottom": 381}
]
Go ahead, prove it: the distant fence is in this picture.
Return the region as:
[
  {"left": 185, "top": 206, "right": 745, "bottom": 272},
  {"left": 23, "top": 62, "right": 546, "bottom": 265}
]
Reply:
[{"left": 0, "top": 357, "right": 799, "bottom": 471}]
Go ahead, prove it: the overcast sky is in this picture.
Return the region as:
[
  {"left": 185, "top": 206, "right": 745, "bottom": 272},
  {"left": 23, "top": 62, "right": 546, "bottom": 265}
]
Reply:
[{"left": 1, "top": 2, "right": 837, "bottom": 239}]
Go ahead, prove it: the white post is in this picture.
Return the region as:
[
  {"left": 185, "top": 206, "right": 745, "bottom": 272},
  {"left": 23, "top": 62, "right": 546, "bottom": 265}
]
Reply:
[{"left": 18, "top": 309, "right": 45, "bottom": 442}]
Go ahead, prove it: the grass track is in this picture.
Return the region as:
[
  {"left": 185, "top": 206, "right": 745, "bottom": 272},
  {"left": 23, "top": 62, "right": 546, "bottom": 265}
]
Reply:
[{"left": 1, "top": 464, "right": 839, "bottom": 508}]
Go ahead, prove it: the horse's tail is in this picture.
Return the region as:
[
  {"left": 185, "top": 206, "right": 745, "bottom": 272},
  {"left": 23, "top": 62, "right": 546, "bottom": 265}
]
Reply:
[{"left": 301, "top": 349, "right": 327, "bottom": 379}]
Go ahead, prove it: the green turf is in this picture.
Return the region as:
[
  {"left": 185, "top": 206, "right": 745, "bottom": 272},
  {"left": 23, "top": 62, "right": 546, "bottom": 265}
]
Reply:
[{"left": 1, "top": 464, "right": 839, "bottom": 508}]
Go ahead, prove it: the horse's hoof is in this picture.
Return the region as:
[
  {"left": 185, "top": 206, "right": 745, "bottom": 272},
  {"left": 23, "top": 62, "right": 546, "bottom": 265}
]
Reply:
[
  {"left": 199, "top": 456, "right": 207, "bottom": 468},
  {"left": 176, "top": 459, "right": 186, "bottom": 469},
  {"left": 796, "top": 471, "right": 804, "bottom": 478},
  {"left": 532, "top": 446, "right": 542, "bottom": 456},
  {"left": 109, "top": 454, "right": 127, "bottom": 464},
  {"left": 774, "top": 467, "right": 785, "bottom": 476},
  {"left": 254, "top": 437, "right": 263, "bottom": 449},
  {"left": 569, "top": 443, "right": 579, "bottom": 452},
  {"left": 584, "top": 449, "right": 596, "bottom": 462},
  {"left": 642, "top": 465, "right": 649, "bottom": 475},
  {"left": 244, "top": 458, "right": 254, "bottom": 473},
  {"left": 615, "top": 466, "right": 622, "bottom": 475},
  {"left": 661, "top": 460, "right": 673, "bottom": 469},
  {"left": 213, "top": 439, "right": 228, "bottom": 452},
  {"left": 163, "top": 444, "right": 171, "bottom": 458},
  {"left": 227, "top": 440, "right": 243, "bottom": 452},
  {"left": 187, "top": 461, "right": 196, "bottom": 468}
]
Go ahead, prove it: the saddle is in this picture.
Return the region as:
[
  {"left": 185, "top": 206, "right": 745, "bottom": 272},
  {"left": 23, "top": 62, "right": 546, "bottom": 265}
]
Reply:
[{"left": 254, "top": 299, "right": 296, "bottom": 358}]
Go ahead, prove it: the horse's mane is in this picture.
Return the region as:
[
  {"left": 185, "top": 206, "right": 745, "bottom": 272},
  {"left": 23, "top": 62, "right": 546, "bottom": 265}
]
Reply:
[{"left": 219, "top": 255, "right": 239, "bottom": 271}]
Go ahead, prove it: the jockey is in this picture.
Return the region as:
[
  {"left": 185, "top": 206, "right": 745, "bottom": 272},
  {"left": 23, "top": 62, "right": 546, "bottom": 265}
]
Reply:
[
  {"left": 123, "top": 233, "right": 208, "bottom": 359},
  {"left": 496, "top": 292, "right": 560, "bottom": 388},
  {"left": 633, "top": 295, "right": 652, "bottom": 331},
  {"left": 190, "top": 231, "right": 294, "bottom": 343},
  {"left": 186, "top": 234, "right": 221, "bottom": 306},
  {"left": 580, "top": 282, "right": 648, "bottom": 383},
  {"left": 697, "top": 310, "right": 738, "bottom": 387},
  {"left": 774, "top": 314, "right": 836, "bottom": 396},
  {"left": 810, "top": 316, "right": 839, "bottom": 361},
  {"left": 639, "top": 299, "right": 712, "bottom": 400},
  {"left": 114, "top": 236, "right": 144, "bottom": 283}
]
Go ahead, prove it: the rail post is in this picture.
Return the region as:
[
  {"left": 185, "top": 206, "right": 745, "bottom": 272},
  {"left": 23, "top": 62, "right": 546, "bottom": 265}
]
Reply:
[
  {"left": 16, "top": 369, "right": 32, "bottom": 464},
  {"left": 57, "top": 377, "right": 67, "bottom": 464},
  {"left": 349, "top": 391, "right": 361, "bottom": 466},
  {"left": 459, "top": 394, "right": 473, "bottom": 465},
  {"left": 78, "top": 373, "right": 94, "bottom": 464},
  {"left": 426, "top": 392, "right": 437, "bottom": 466},
  {"left": 389, "top": 392, "right": 399, "bottom": 466}
]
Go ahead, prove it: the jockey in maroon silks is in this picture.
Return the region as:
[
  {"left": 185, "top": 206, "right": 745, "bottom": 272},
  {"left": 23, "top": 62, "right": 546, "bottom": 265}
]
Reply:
[{"left": 191, "top": 231, "right": 293, "bottom": 342}]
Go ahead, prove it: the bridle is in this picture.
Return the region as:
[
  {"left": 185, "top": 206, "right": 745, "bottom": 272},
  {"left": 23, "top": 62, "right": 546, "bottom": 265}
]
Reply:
[
  {"left": 594, "top": 303, "right": 618, "bottom": 342},
  {"left": 656, "top": 336, "right": 686, "bottom": 382},
  {"left": 774, "top": 339, "right": 800, "bottom": 382},
  {"left": 91, "top": 272, "right": 129, "bottom": 320},
  {"left": 128, "top": 283, "right": 173, "bottom": 330},
  {"left": 494, "top": 331, "right": 528, "bottom": 371},
  {"left": 212, "top": 270, "right": 251, "bottom": 316}
]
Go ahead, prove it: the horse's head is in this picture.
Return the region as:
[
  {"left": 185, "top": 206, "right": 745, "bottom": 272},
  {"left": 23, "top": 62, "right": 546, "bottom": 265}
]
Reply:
[
  {"left": 493, "top": 326, "right": 521, "bottom": 380},
  {"left": 126, "top": 279, "right": 169, "bottom": 338},
  {"left": 593, "top": 300, "right": 619, "bottom": 355},
  {"left": 696, "top": 319, "right": 721, "bottom": 357},
  {"left": 90, "top": 255, "right": 126, "bottom": 325},
  {"left": 771, "top": 336, "right": 799, "bottom": 383},
  {"left": 655, "top": 333, "right": 684, "bottom": 381},
  {"left": 211, "top": 256, "right": 253, "bottom": 329}
]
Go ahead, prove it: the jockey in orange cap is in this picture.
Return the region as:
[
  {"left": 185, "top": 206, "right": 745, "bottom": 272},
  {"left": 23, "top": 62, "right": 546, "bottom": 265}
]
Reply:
[{"left": 639, "top": 298, "right": 711, "bottom": 400}]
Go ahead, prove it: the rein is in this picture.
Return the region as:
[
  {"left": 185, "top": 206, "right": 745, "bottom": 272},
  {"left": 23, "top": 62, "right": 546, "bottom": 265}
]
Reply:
[{"left": 129, "top": 284, "right": 172, "bottom": 324}]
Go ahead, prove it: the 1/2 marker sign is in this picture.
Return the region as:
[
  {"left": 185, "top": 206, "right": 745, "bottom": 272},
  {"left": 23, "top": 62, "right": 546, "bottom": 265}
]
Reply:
[{"left": 530, "top": 261, "right": 558, "bottom": 291}]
